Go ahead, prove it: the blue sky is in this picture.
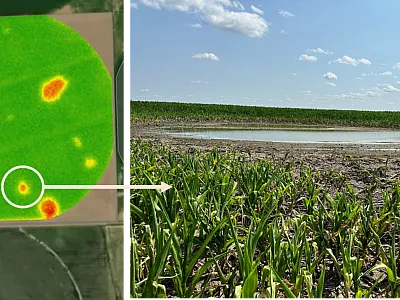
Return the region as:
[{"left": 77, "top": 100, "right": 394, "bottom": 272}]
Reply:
[{"left": 131, "top": 0, "right": 400, "bottom": 111}]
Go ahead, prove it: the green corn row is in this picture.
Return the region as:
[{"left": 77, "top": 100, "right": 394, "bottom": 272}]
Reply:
[{"left": 131, "top": 100, "right": 400, "bottom": 129}]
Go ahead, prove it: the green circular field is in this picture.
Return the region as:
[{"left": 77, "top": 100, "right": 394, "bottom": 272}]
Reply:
[{"left": 0, "top": 15, "right": 113, "bottom": 220}]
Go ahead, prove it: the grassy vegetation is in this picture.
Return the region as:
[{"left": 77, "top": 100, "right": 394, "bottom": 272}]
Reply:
[
  {"left": 131, "top": 100, "right": 400, "bottom": 128},
  {"left": 131, "top": 140, "right": 400, "bottom": 298}
]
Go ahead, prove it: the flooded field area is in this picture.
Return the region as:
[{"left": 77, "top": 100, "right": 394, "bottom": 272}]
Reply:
[{"left": 168, "top": 128, "right": 400, "bottom": 144}]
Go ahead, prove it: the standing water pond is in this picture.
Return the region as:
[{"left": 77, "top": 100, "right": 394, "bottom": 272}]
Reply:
[{"left": 168, "top": 128, "right": 400, "bottom": 144}]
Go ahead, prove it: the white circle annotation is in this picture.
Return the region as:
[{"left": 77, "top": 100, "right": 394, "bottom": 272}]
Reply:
[{"left": 1, "top": 165, "right": 45, "bottom": 209}]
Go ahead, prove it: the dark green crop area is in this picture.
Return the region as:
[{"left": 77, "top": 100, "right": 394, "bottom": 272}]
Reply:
[
  {"left": 0, "top": 15, "right": 113, "bottom": 220},
  {"left": 131, "top": 100, "right": 400, "bottom": 128}
]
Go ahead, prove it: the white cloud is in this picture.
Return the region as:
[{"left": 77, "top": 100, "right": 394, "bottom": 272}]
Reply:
[
  {"left": 190, "top": 80, "right": 210, "bottom": 84},
  {"left": 379, "top": 71, "right": 393, "bottom": 76},
  {"left": 232, "top": 0, "right": 245, "bottom": 10},
  {"left": 397, "top": 81, "right": 400, "bottom": 85},
  {"left": 360, "top": 71, "right": 393, "bottom": 77},
  {"left": 140, "top": 0, "right": 161, "bottom": 9},
  {"left": 204, "top": 10, "right": 270, "bottom": 37},
  {"left": 306, "top": 48, "right": 333, "bottom": 55},
  {"left": 292, "top": 73, "right": 298, "bottom": 76},
  {"left": 131, "top": 2, "right": 138, "bottom": 8},
  {"left": 364, "top": 91, "right": 379, "bottom": 97},
  {"left": 139, "top": 0, "right": 270, "bottom": 38},
  {"left": 355, "top": 77, "right": 362, "bottom": 80},
  {"left": 280, "top": 30, "right": 288, "bottom": 35},
  {"left": 326, "top": 84, "right": 400, "bottom": 100},
  {"left": 140, "top": 89, "right": 149, "bottom": 92},
  {"left": 278, "top": 9, "right": 295, "bottom": 18},
  {"left": 299, "top": 54, "right": 317, "bottom": 62},
  {"left": 366, "top": 87, "right": 387, "bottom": 97},
  {"left": 190, "top": 23, "right": 202, "bottom": 28},
  {"left": 335, "top": 92, "right": 366, "bottom": 100},
  {"left": 385, "top": 86, "right": 398, "bottom": 92},
  {"left": 250, "top": 5, "right": 263, "bottom": 15},
  {"left": 383, "top": 84, "right": 400, "bottom": 92},
  {"left": 323, "top": 72, "right": 338, "bottom": 80},
  {"left": 358, "top": 58, "right": 371, "bottom": 65},
  {"left": 331, "top": 55, "right": 371, "bottom": 66},
  {"left": 326, "top": 82, "right": 336, "bottom": 87},
  {"left": 192, "top": 52, "right": 220, "bottom": 61},
  {"left": 392, "top": 62, "right": 400, "bottom": 70}
]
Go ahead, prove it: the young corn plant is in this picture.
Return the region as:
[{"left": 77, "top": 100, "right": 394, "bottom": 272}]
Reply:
[
  {"left": 324, "top": 192, "right": 360, "bottom": 249},
  {"left": 339, "top": 229, "right": 363, "bottom": 298},
  {"left": 275, "top": 218, "right": 307, "bottom": 297},
  {"left": 167, "top": 208, "right": 228, "bottom": 297},
  {"left": 228, "top": 203, "right": 274, "bottom": 298},
  {"left": 141, "top": 229, "right": 173, "bottom": 298},
  {"left": 266, "top": 218, "right": 289, "bottom": 278},
  {"left": 372, "top": 224, "right": 400, "bottom": 297},
  {"left": 358, "top": 195, "right": 375, "bottom": 252},
  {"left": 234, "top": 160, "right": 273, "bottom": 214}
]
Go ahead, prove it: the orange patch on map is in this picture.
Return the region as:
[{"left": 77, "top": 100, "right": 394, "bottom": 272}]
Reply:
[
  {"left": 42, "top": 76, "right": 68, "bottom": 102},
  {"left": 40, "top": 198, "right": 59, "bottom": 219},
  {"left": 18, "top": 182, "right": 29, "bottom": 195}
]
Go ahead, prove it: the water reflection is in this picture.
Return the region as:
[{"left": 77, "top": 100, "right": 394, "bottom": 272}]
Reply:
[{"left": 170, "top": 129, "right": 400, "bottom": 144}]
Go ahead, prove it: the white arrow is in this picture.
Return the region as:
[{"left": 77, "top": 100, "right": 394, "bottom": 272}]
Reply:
[{"left": 44, "top": 182, "right": 172, "bottom": 193}]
